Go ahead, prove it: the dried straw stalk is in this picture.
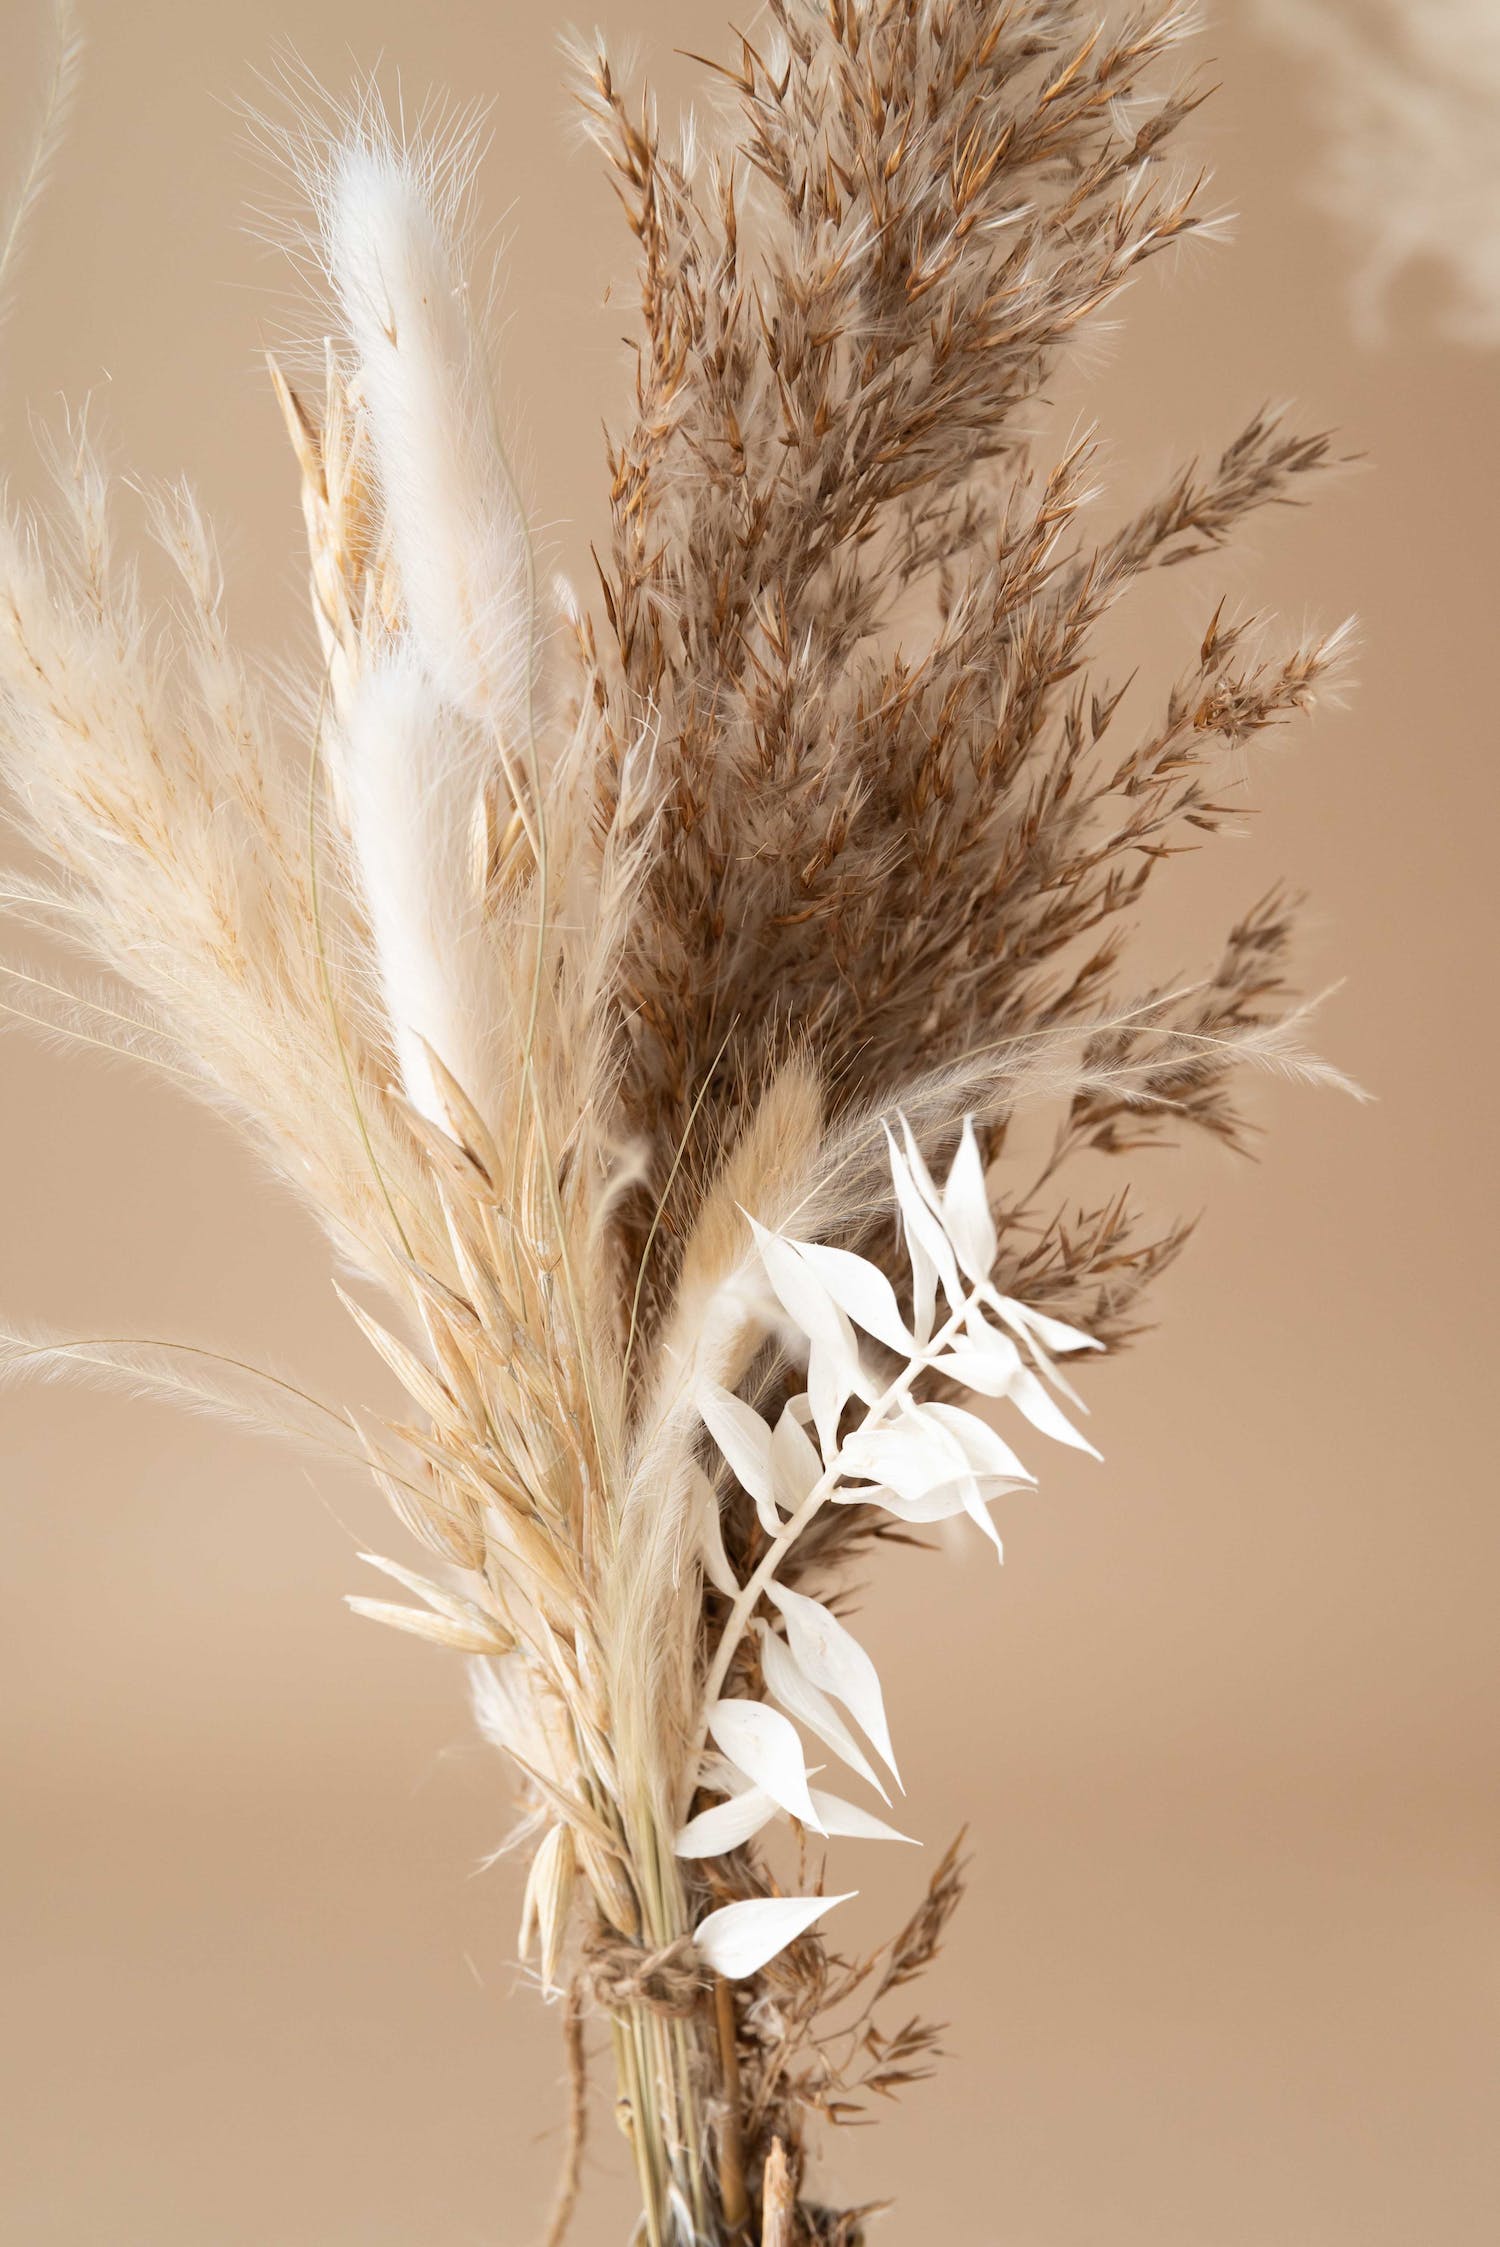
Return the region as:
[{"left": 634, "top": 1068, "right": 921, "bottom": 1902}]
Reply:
[{"left": 0, "top": 5, "right": 1350, "bottom": 2241}]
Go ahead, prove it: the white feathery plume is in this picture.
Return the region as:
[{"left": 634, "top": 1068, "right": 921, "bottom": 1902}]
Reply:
[
  {"left": 317, "top": 128, "right": 544, "bottom": 766},
  {"left": 338, "top": 650, "right": 501, "bottom": 1128}
]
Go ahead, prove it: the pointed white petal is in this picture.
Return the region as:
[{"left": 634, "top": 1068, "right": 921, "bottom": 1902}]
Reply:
[
  {"left": 1007, "top": 1364, "right": 1102, "bottom": 1457},
  {"left": 898, "top": 1116, "right": 947, "bottom": 1216},
  {"left": 675, "top": 1786, "right": 778, "bottom": 1858},
  {"left": 941, "top": 1118, "right": 998, "bottom": 1279},
  {"left": 831, "top": 1476, "right": 979, "bottom": 1523},
  {"left": 689, "top": 1463, "right": 740, "bottom": 1597},
  {"left": 922, "top": 1401, "right": 1035, "bottom": 1483},
  {"left": 765, "top": 1582, "right": 901, "bottom": 1788},
  {"left": 787, "top": 1241, "right": 914, "bottom": 1354},
  {"left": 989, "top": 1291, "right": 1103, "bottom": 1356},
  {"left": 707, "top": 1698, "right": 823, "bottom": 1830},
  {"left": 840, "top": 1412, "right": 970, "bottom": 1502},
  {"left": 693, "top": 1892, "right": 856, "bottom": 1980},
  {"left": 758, "top": 1624, "right": 890, "bottom": 1801},
  {"left": 958, "top": 1478, "right": 1006, "bottom": 1559},
  {"left": 772, "top": 1401, "right": 823, "bottom": 1513},
  {"left": 808, "top": 1789, "right": 918, "bottom": 1844},
  {"left": 978, "top": 1294, "right": 1097, "bottom": 1407},
  {"left": 928, "top": 1336, "right": 1024, "bottom": 1398},
  {"left": 749, "top": 1217, "right": 864, "bottom": 1455},
  {"left": 698, "top": 1384, "right": 780, "bottom": 1533},
  {"left": 882, "top": 1126, "right": 940, "bottom": 1342}
]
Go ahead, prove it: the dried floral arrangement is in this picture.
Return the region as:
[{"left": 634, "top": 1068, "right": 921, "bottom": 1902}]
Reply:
[{"left": 0, "top": 4, "right": 1351, "bottom": 2241}]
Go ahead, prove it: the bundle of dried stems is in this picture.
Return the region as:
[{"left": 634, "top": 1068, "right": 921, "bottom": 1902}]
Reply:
[{"left": 0, "top": 4, "right": 1350, "bottom": 2241}]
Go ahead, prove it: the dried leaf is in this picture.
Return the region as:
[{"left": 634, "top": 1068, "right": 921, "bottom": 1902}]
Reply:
[
  {"left": 808, "top": 1789, "right": 917, "bottom": 1845},
  {"left": 940, "top": 1119, "right": 998, "bottom": 1280},
  {"left": 674, "top": 1784, "right": 777, "bottom": 1858},
  {"left": 693, "top": 1891, "right": 856, "bottom": 1980},
  {"left": 689, "top": 1462, "right": 740, "bottom": 1596},
  {"left": 707, "top": 1697, "right": 823, "bottom": 1831},
  {"left": 698, "top": 1382, "right": 779, "bottom": 1533},
  {"left": 1006, "top": 1364, "right": 1101, "bottom": 1456},
  {"left": 772, "top": 1398, "right": 823, "bottom": 1512},
  {"left": 749, "top": 1215, "right": 866, "bottom": 1453},
  {"left": 920, "top": 1402, "right": 1033, "bottom": 1484},
  {"left": 765, "top": 1581, "right": 901, "bottom": 1789},
  {"left": 758, "top": 1623, "right": 890, "bottom": 1802},
  {"left": 788, "top": 1240, "right": 914, "bottom": 1355}
]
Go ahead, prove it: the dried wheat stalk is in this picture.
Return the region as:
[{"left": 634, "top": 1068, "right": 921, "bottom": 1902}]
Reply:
[{"left": 0, "top": 6, "right": 1349, "bottom": 2242}]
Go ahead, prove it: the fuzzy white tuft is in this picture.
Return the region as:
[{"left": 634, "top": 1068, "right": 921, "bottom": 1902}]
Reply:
[
  {"left": 338, "top": 650, "right": 501, "bottom": 1128},
  {"left": 320, "top": 132, "right": 543, "bottom": 758}
]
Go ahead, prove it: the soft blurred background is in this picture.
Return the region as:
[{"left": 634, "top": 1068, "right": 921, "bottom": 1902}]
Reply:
[{"left": 1, "top": 2, "right": 1495, "bottom": 2241}]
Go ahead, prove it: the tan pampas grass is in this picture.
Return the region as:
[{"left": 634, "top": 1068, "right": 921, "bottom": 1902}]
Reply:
[{"left": 0, "top": 5, "right": 1354, "bottom": 2241}]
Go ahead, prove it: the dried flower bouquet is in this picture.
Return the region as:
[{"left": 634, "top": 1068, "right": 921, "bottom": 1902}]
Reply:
[{"left": 0, "top": 3, "right": 1348, "bottom": 2241}]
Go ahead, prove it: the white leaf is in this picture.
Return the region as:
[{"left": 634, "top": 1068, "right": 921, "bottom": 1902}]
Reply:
[
  {"left": 941, "top": 1118, "right": 998, "bottom": 1279},
  {"left": 957, "top": 1478, "right": 1006, "bottom": 1560},
  {"left": 979, "top": 1294, "right": 1097, "bottom": 1407},
  {"left": 922, "top": 1401, "right": 1034, "bottom": 1484},
  {"left": 765, "top": 1583, "right": 901, "bottom": 1788},
  {"left": 698, "top": 1384, "right": 780, "bottom": 1534},
  {"left": 1007, "top": 1364, "right": 1102, "bottom": 1457},
  {"left": 693, "top": 1892, "right": 855, "bottom": 1981},
  {"left": 695, "top": 1753, "right": 759, "bottom": 1798},
  {"left": 808, "top": 1789, "right": 918, "bottom": 1844},
  {"left": 881, "top": 1126, "right": 942, "bottom": 1343},
  {"left": 707, "top": 1698, "right": 823, "bottom": 1830},
  {"left": 898, "top": 1117, "right": 966, "bottom": 1312},
  {"left": 689, "top": 1463, "right": 740, "bottom": 1597},
  {"left": 898, "top": 1116, "right": 948, "bottom": 1218},
  {"left": 772, "top": 1400, "right": 823, "bottom": 1513},
  {"left": 830, "top": 1476, "right": 978, "bottom": 1524},
  {"left": 988, "top": 1291, "right": 1102, "bottom": 1357},
  {"left": 840, "top": 1413, "right": 970, "bottom": 1503},
  {"left": 787, "top": 1241, "right": 914, "bottom": 1354},
  {"left": 758, "top": 1624, "right": 890, "bottom": 1801},
  {"left": 749, "top": 1217, "right": 864, "bottom": 1454},
  {"left": 928, "top": 1335, "right": 1024, "bottom": 1398},
  {"left": 675, "top": 1786, "right": 778, "bottom": 1858}
]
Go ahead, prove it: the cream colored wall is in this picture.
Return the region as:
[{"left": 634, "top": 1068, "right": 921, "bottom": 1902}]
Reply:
[{"left": 1, "top": 3, "right": 1495, "bottom": 2241}]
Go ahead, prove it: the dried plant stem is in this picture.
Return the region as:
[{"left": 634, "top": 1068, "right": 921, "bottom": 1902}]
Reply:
[
  {"left": 546, "top": 1986, "right": 589, "bottom": 2247},
  {"left": 714, "top": 1978, "right": 751, "bottom": 2237},
  {"left": 595, "top": 1810, "right": 715, "bottom": 2244}
]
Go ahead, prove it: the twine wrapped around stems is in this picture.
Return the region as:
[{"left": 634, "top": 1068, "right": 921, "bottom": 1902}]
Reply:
[{"left": 579, "top": 1926, "right": 711, "bottom": 2020}]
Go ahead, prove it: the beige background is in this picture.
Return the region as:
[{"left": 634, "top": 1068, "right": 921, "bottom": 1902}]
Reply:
[{"left": 1, "top": 3, "right": 1495, "bottom": 2241}]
